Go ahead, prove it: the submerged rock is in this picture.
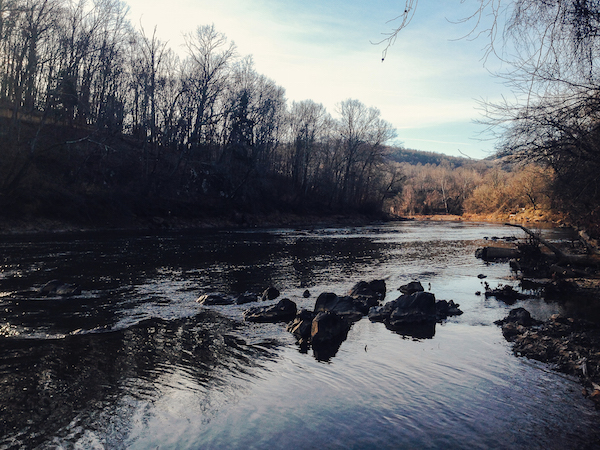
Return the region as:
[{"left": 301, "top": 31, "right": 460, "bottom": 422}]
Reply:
[
  {"left": 39, "top": 280, "right": 81, "bottom": 296},
  {"left": 244, "top": 298, "right": 297, "bottom": 323},
  {"left": 197, "top": 293, "right": 235, "bottom": 305}
]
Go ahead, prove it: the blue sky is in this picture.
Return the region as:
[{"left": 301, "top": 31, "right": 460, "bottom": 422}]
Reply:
[{"left": 125, "top": 0, "right": 511, "bottom": 159}]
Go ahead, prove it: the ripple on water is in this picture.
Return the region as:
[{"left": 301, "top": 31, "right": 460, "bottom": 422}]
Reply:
[{"left": 1, "top": 222, "right": 599, "bottom": 449}]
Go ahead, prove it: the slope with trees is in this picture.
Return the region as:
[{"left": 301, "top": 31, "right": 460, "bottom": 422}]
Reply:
[{"left": 0, "top": 1, "right": 400, "bottom": 228}]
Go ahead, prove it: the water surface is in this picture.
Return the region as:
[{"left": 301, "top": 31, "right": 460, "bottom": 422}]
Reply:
[{"left": 1, "top": 221, "right": 598, "bottom": 449}]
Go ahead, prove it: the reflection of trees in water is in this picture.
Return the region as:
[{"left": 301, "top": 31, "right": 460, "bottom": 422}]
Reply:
[{"left": 0, "top": 310, "right": 277, "bottom": 449}]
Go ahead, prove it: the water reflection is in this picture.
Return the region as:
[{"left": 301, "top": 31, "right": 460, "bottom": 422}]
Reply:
[
  {"left": 385, "top": 321, "right": 436, "bottom": 339},
  {"left": 0, "top": 310, "right": 277, "bottom": 449}
]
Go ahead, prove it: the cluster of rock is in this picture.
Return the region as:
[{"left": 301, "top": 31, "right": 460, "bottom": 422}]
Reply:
[
  {"left": 496, "top": 307, "right": 600, "bottom": 405},
  {"left": 285, "top": 279, "right": 387, "bottom": 359},
  {"left": 482, "top": 283, "right": 534, "bottom": 304},
  {"left": 368, "top": 283, "right": 462, "bottom": 326},
  {"left": 198, "top": 279, "right": 463, "bottom": 360}
]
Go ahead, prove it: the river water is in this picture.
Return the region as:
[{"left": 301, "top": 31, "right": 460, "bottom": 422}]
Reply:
[{"left": 1, "top": 221, "right": 599, "bottom": 449}]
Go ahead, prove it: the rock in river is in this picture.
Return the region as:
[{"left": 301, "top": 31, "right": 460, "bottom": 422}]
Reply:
[
  {"left": 368, "top": 291, "right": 463, "bottom": 326},
  {"left": 261, "top": 286, "right": 280, "bottom": 301},
  {"left": 347, "top": 279, "right": 386, "bottom": 313},
  {"left": 398, "top": 281, "right": 424, "bottom": 295},
  {"left": 287, "top": 309, "right": 315, "bottom": 346},
  {"left": 311, "top": 310, "right": 351, "bottom": 347},
  {"left": 196, "top": 293, "right": 235, "bottom": 305},
  {"left": 244, "top": 298, "right": 297, "bottom": 323},
  {"left": 39, "top": 280, "right": 81, "bottom": 296},
  {"left": 314, "top": 292, "right": 364, "bottom": 322}
]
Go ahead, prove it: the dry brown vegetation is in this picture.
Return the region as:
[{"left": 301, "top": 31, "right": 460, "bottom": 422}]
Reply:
[{"left": 382, "top": 158, "right": 558, "bottom": 225}]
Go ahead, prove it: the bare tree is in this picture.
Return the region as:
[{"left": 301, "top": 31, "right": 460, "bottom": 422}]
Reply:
[
  {"left": 287, "top": 100, "right": 331, "bottom": 198},
  {"left": 336, "top": 99, "right": 396, "bottom": 207},
  {"left": 184, "top": 24, "right": 236, "bottom": 162},
  {"left": 383, "top": 1, "right": 600, "bottom": 230}
]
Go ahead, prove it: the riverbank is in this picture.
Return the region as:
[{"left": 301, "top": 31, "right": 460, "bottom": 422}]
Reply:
[
  {"left": 484, "top": 226, "right": 600, "bottom": 406},
  {"left": 407, "top": 208, "right": 566, "bottom": 226},
  {"left": 497, "top": 309, "right": 600, "bottom": 406},
  {"left": 0, "top": 210, "right": 389, "bottom": 236}
]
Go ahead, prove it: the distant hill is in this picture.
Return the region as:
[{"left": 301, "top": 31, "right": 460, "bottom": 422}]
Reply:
[{"left": 385, "top": 146, "right": 473, "bottom": 167}]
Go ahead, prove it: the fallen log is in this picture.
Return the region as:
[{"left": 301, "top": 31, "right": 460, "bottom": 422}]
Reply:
[{"left": 505, "top": 223, "right": 600, "bottom": 267}]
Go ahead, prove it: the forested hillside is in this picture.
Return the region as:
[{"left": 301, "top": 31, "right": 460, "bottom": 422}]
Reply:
[{"left": 0, "top": 0, "right": 399, "bottom": 228}]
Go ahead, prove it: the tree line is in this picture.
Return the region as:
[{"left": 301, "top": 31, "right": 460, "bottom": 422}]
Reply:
[{"left": 0, "top": 0, "right": 398, "bottom": 224}]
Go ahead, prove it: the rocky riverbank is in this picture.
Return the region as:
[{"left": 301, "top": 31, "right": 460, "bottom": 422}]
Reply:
[
  {"left": 480, "top": 224, "right": 600, "bottom": 406},
  {"left": 496, "top": 307, "right": 600, "bottom": 406}
]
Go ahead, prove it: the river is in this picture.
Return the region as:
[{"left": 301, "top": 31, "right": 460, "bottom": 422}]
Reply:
[{"left": 0, "top": 221, "right": 599, "bottom": 449}]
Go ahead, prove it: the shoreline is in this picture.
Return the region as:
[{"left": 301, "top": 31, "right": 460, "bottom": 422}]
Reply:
[
  {"left": 0, "top": 211, "right": 390, "bottom": 237},
  {"left": 0, "top": 209, "right": 568, "bottom": 237}
]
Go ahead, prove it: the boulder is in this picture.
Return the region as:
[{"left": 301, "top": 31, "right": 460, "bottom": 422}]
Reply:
[
  {"left": 367, "top": 300, "right": 399, "bottom": 322},
  {"left": 494, "top": 307, "right": 542, "bottom": 341},
  {"left": 303, "top": 289, "right": 311, "bottom": 298},
  {"left": 494, "top": 307, "right": 540, "bottom": 327},
  {"left": 347, "top": 279, "right": 386, "bottom": 313},
  {"left": 39, "top": 280, "right": 81, "bottom": 296},
  {"left": 398, "top": 281, "right": 424, "bottom": 295},
  {"left": 287, "top": 309, "right": 315, "bottom": 345},
  {"left": 394, "top": 291, "right": 437, "bottom": 317},
  {"left": 314, "top": 292, "right": 363, "bottom": 322},
  {"left": 368, "top": 291, "right": 438, "bottom": 327},
  {"left": 369, "top": 292, "right": 463, "bottom": 327},
  {"left": 435, "top": 299, "right": 463, "bottom": 319},
  {"left": 389, "top": 308, "right": 431, "bottom": 327},
  {"left": 261, "top": 286, "right": 280, "bottom": 301},
  {"left": 244, "top": 298, "right": 297, "bottom": 323},
  {"left": 311, "top": 311, "right": 351, "bottom": 347},
  {"left": 196, "top": 293, "right": 235, "bottom": 305},
  {"left": 314, "top": 292, "right": 339, "bottom": 312}
]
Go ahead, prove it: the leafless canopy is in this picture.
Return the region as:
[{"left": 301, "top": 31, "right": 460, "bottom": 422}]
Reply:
[{"left": 381, "top": 1, "right": 600, "bottom": 225}]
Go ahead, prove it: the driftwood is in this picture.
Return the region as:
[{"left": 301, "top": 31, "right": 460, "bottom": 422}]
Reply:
[
  {"left": 578, "top": 230, "right": 600, "bottom": 255},
  {"left": 505, "top": 223, "right": 600, "bottom": 267}
]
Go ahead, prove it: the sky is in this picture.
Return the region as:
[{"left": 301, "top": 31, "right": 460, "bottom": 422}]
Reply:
[{"left": 124, "top": 0, "right": 512, "bottom": 159}]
